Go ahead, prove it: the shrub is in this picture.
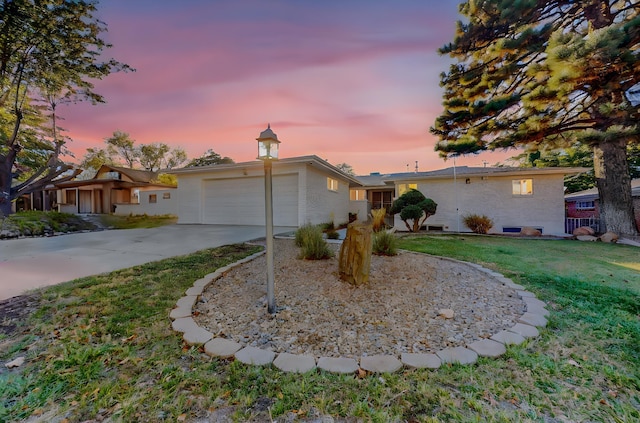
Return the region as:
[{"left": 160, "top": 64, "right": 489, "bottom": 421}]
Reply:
[
  {"left": 389, "top": 189, "right": 437, "bottom": 232},
  {"left": 370, "top": 208, "right": 387, "bottom": 232},
  {"left": 319, "top": 221, "right": 335, "bottom": 232},
  {"left": 326, "top": 230, "right": 340, "bottom": 240},
  {"left": 372, "top": 231, "right": 398, "bottom": 256},
  {"left": 463, "top": 214, "right": 494, "bottom": 234},
  {"left": 295, "top": 224, "right": 334, "bottom": 259},
  {"left": 295, "top": 223, "right": 317, "bottom": 247}
]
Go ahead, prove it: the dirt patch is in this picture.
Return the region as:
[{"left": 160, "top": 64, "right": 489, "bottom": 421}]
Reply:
[{"left": 0, "top": 293, "right": 42, "bottom": 337}]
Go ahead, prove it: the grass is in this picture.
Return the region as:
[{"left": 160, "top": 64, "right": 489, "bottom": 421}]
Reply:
[
  {"left": 1, "top": 210, "right": 96, "bottom": 235},
  {"left": 1, "top": 235, "right": 639, "bottom": 422},
  {"left": 99, "top": 213, "right": 178, "bottom": 229}
]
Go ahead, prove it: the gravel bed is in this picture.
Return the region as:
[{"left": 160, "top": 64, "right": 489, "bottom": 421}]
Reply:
[{"left": 194, "top": 239, "right": 525, "bottom": 359}]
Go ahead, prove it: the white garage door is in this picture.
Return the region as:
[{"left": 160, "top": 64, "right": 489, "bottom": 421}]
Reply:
[{"left": 202, "top": 175, "right": 298, "bottom": 226}]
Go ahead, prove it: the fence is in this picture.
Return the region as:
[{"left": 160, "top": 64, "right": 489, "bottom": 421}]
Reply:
[{"left": 565, "top": 217, "right": 600, "bottom": 234}]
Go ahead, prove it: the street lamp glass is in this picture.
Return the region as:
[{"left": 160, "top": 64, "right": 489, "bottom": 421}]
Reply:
[
  {"left": 258, "top": 139, "right": 279, "bottom": 160},
  {"left": 256, "top": 125, "right": 281, "bottom": 160}
]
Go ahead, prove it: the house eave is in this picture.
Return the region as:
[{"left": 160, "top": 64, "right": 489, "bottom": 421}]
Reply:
[{"left": 170, "top": 155, "right": 363, "bottom": 187}]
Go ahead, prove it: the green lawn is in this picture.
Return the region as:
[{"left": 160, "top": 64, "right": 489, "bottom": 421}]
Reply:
[{"left": 1, "top": 235, "right": 638, "bottom": 422}]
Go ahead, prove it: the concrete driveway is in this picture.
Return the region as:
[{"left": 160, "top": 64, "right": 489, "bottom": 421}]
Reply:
[{"left": 0, "top": 224, "right": 294, "bottom": 301}]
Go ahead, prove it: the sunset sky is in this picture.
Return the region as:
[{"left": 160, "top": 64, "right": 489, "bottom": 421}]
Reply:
[{"left": 62, "top": 0, "right": 516, "bottom": 175}]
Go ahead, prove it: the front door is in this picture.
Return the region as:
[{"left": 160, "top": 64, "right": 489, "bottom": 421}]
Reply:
[{"left": 78, "top": 190, "right": 92, "bottom": 213}]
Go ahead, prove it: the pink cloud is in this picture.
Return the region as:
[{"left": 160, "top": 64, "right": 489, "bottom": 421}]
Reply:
[{"left": 61, "top": 1, "right": 518, "bottom": 175}]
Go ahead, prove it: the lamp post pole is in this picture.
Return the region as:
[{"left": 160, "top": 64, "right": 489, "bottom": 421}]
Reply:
[
  {"left": 264, "top": 159, "right": 276, "bottom": 313},
  {"left": 256, "top": 124, "right": 280, "bottom": 314}
]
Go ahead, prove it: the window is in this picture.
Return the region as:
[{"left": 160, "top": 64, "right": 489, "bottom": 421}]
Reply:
[
  {"left": 350, "top": 189, "right": 366, "bottom": 201},
  {"left": 512, "top": 179, "right": 533, "bottom": 195},
  {"left": 397, "top": 183, "right": 417, "bottom": 196},
  {"left": 327, "top": 177, "right": 339, "bottom": 192},
  {"left": 576, "top": 201, "right": 595, "bottom": 210},
  {"left": 65, "top": 190, "right": 76, "bottom": 205},
  {"left": 149, "top": 194, "right": 157, "bottom": 203},
  {"left": 163, "top": 192, "right": 171, "bottom": 199}
]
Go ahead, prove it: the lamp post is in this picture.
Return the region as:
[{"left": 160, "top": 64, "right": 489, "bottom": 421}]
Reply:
[{"left": 256, "top": 124, "right": 280, "bottom": 314}]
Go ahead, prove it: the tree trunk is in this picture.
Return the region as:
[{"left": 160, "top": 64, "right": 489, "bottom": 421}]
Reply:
[
  {"left": 339, "top": 222, "right": 373, "bottom": 286},
  {"left": 0, "top": 152, "right": 16, "bottom": 216},
  {"left": 593, "top": 139, "right": 638, "bottom": 235}
]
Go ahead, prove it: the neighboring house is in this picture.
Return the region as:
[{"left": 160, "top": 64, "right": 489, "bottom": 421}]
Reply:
[
  {"left": 54, "top": 164, "right": 176, "bottom": 215},
  {"left": 353, "top": 166, "right": 586, "bottom": 235},
  {"left": 565, "top": 179, "right": 640, "bottom": 232},
  {"left": 170, "top": 155, "right": 362, "bottom": 227}
]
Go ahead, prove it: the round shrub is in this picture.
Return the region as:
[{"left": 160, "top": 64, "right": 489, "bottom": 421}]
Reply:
[{"left": 463, "top": 214, "right": 494, "bottom": 234}]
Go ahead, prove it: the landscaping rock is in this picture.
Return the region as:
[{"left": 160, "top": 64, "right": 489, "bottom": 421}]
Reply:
[
  {"left": 273, "top": 353, "right": 316, "bottom": 373},
  {"left": 468, "top": 339, "right": 506, "bottom": 358},
  {"left": 599, "top": 232, "right": 619, "bottom": 243},
  {"left": 439, "top": 308, "right": 455, "bottom": 319},
  {"left": 204, "top": 338, "right": 242, "bottom": 357},
  {"left": 577, "top": 235, "right": 598, "bottom": 242},
  {"left": 573, "top": 226, "right": 595, "bottom": 236},
  {"left": 317, "top": 357, "right": 359, "bottom": 373},
  {"left": 401, "top": 353, "right": 441, "bottom": 369},
  {"left": 359, "top": 355, "right": 403, "bottom": 373},
  {"left": 235, "top": 346, "right": 276, "bottom": 366},
  {"left": 5, "top": 356, "right": 25, "bottom": 368},
  {"left": 436, "top": 346, "right": 478, "bottom": 365},
  {"left": 520, "top": 227, "right": 541, "bottom": 237}
]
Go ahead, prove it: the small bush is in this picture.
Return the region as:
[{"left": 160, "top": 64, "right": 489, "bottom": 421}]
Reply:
[
  {"left": 372, "top": 231, "right": 398, "bottom": 256},
  {"left": 463, "top": 214, "right": 494, "bottom": 234},
  {"left": 326, "top": 230, "right": 340, "bottom": 240},
  {"left": 319, "top": 221, "right": 335, "bottom": 232},
  {"left": 295, "top": 223, "right": 318, "bottom": 247},
  {"left": 295, "top": 224, "right": 334, "bottom": 259},
  {"left": 370, "top": 208, "right": 387, "bottom": 232}
]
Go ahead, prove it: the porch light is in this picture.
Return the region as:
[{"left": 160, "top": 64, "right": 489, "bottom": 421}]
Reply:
[
  {"left": 256, "top": 124, "right": 280, "bottom": 160},
  {"left": 256, "top": 124, "right": 280, "bottom": 314}
]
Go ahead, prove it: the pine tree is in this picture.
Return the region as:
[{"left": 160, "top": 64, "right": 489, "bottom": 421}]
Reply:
[{"left": 431, "top": 0, "right": 639, "bottom": 235}]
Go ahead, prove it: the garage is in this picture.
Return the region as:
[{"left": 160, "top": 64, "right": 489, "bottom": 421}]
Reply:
[{"left": 202, "top": 174, "right": 299, "bottom": 226}]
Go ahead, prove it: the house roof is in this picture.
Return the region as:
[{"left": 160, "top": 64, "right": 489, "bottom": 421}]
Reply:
[
  {"left": 54, "top": 164, "right": 172, "bottom": 189},
  {"left": 565, "top": 179, "right": 640, "bottom": 201},
  {"left": 355, "top": 166, "right": 588, "bottom": 186},
  {"left": 170, "top": 155, "right": 364, "bottom": 187},
  {"left": 94, "top": 165, "right": 158, "bottom": 183}
]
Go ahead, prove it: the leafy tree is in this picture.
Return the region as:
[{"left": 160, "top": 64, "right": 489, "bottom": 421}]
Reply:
[
  {"left": 389, "top": 189, "right": 437, "bottom": 232},
  {"left": 0, "top": 0, "right": 130, "bottom": 216},
  {"left": 431, "top": 0, "right": 639, "bottom": 235},
  {"left": 79, "top": 147, "right": 116, "bottom": 171},
  {"left": 186, "top": 149, "right": 234, "bottom": 167},
  {"left": 163, "top": 146, "right": 187, "bottom": 170},
  {"left": 106, "top": 131, "right": 138, "bottom": 168},
  {"left": 81, "top": 135, "right": 186, "bottom": 172},
  {"left": 138, "top": 142, "right": 186, "bottom": 172},
  {"left": 336, "top": 162, "right": 356, "bottom": 176}
]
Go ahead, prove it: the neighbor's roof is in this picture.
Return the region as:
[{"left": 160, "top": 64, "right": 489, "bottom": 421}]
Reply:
[
  {"left": 54, "top": 164, "right": 172, "bottom": 189},
  {"left": 565, "top": 179, "right": 640, "bottom": 201},
  {"left": 94, "top": 164, "right": 157, "bottom": 183},
  {"left": 170, "top": 155, "right": 363, "bottom": 187},
  {"left": 355, "top": 166, "right": 588, "bottom": 187}
]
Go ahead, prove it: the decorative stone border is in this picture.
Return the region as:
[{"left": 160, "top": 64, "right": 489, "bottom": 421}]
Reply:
[{"left": 170, "top": 250, "right": 549, "bottom": 374}]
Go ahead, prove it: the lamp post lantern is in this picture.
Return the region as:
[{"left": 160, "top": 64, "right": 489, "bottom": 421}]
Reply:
[{"left": 257, "top": 124, "right": 280, "bottom": 314}]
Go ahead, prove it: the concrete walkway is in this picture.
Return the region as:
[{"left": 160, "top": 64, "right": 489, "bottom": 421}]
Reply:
[{"left": 0, "top": 225, "right": 293, "bottom": 301}]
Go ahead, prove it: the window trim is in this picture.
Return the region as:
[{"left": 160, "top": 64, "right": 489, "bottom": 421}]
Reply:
[
  {"left": 327, "top": 177, "right": 339, "bottom": 192},
  {"left": 512, "top": 179, "right": 533, "bottom": 196},
  {"left": 397, "top": 183, "right": 418, "bottom": 197},
  {"left": 576, "top": 200, "right": 595, "bottom": 210}
]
